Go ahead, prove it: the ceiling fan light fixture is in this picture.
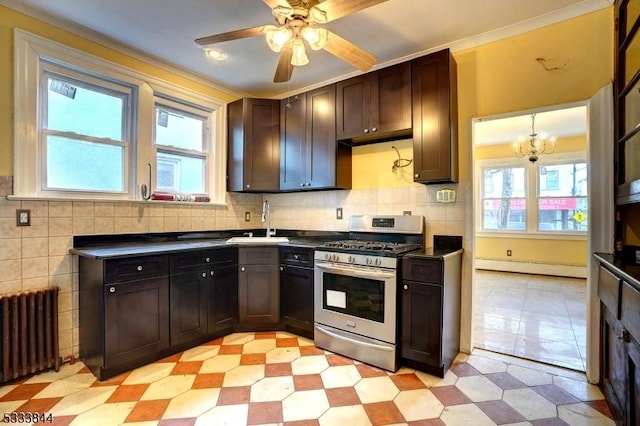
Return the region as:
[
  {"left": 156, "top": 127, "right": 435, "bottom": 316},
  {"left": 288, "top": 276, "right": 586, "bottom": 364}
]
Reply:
[
  {"left": 264, "top": 25, "right": 292, "bottom": 52},
  {"left": 308, "top": 6, "right": 328, "bottom": 24},
  {"left": 301, "top": 27, "right": 328, "bottom": 50},
  {"left": 290, "top": 38, "right": 309, "bottom": 66},
  {"left": 204, "top": 49, "right": 226, "bottom": 60}
]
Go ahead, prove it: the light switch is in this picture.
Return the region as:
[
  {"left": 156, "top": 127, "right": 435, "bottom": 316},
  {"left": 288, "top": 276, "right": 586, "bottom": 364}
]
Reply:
[{"left": 16, "top": 209, "right": 31, "bottom": 226}]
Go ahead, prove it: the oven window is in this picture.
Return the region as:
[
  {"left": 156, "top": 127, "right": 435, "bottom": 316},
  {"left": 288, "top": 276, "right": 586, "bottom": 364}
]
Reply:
[{"left": 322, "top": 273, "right": 385, "bottom": 323}]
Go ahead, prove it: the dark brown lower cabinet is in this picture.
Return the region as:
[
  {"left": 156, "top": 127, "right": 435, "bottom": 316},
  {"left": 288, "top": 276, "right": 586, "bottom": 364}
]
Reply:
[
  {"left": 170, "top": 270, "right": 208, "bottom": 348},
  {"left": 596, "top": 257, "right": 640, "bottom": 425},
  {"left": 238, "top": 247, "right": 280, "bottom": 328},
  {"left": 280, "top": 247, "right": 314, "bottom": 339},
  {"left": 400, "top": 251, "right": 462, "bottom": 377},
  {"left": 208, "top": 265, "right": 238, "bottom": 335}
]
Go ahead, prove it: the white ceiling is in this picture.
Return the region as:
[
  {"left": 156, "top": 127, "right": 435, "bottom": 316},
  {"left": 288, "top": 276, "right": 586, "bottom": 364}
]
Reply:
[{"left": 3, "top": 0, "right": 611, "bottom": 99}]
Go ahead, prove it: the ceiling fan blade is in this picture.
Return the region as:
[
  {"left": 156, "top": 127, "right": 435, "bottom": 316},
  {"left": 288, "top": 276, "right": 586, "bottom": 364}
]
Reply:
[
  {"left": 195, "top": 25, "right": 265, "bottom": 46},
  {"left": 323, "top": 31, "right": 376, "bottom": 72},
  {"left": 262, "top": 0, "right": 292, "bottom": 9},
  {"left": 312, "top": 0, "right": 388, "bottom": 22},
  {"left": 274, "top": 42, "right": 294, "bottom": 82}
]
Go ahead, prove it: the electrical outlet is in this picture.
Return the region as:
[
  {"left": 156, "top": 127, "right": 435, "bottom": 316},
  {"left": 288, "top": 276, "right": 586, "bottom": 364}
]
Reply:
[
  {"left": 244, "top": 211, "right": 250, "bottom": 222},
  {"left": 336, "top": 208, "right": 343, "bottom": 220},
  {"left": 403, "top": 211, "right": 412, "bottom": 216},
  {"left": 16, "top": 209, "right": 31, "bottom": 226},
  {"left": 507, "top": 250, "right": 512, "bottom": 257}
]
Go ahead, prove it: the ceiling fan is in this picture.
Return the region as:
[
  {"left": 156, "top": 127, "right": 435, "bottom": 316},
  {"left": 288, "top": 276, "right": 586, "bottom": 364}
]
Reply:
[{"left": 195, "top": 0, "right": 388, "bottom": 83}]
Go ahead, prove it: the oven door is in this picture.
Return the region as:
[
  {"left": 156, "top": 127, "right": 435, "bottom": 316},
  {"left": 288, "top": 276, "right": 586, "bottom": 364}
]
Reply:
[{"left": 314, "top": 260, "right": 397, "bottom": 344}]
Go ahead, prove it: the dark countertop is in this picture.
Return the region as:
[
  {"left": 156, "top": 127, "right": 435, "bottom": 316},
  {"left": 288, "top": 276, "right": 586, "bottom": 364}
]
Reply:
[
  {"left": 594, "top": 252, "right": 640, "bottom": 288},
  {"left": 71, "top": 230, "right": 347, "bottom": 259},
  {"left": 404, "top": 248, "right": 463, "bottom": 260}
]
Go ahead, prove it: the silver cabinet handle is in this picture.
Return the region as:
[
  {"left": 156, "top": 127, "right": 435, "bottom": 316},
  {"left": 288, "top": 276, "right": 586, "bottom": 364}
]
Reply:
[
  {"left": 363, "top": 128, "right": 369, "bottom": 133},
  {"left": 210, "top": 270, "right": 215, "bottom": 276},
  {"left": 414, "top": 174, "right": 420, "bottom": 178},
  {"left": 109, "top": 287, "right": 116, "bottom": 293},
  {"left": 241, "top": 266, "right": 246, "bottom": 272},
  {"left": 136, "top": 265, "right": 143, "bottom": 272},
  {"left": 404, "top": 284, "right": 408, "bottom": 290},
  {"left": 201, "top": 272, "right": 206, "bottom": 278},
  {"left": 280, "top": 266, "right": 284, "bottom": 271},
  {"left": 205, "top": 257, "right": 211, "bottom": 263},
  {"left": 246, "top": 184, "right": 251, "bottom": 189},
  {"left": 372, "top": 127, "right": 377, "bottom": 132}
]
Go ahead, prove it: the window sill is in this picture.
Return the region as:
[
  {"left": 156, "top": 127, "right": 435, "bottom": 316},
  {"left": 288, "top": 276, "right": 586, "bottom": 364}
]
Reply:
[
  {"left": 6, "top": 195, "right": 227, "bottom": 207},
  {"left": 476, "top": 231, "right": 587, "bottom": 241}
]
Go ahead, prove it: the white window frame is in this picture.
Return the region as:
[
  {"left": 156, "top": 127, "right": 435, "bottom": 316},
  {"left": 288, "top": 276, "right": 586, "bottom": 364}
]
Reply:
[
  {"left": 475, "top": 151, "right": 588, "bottom": 239},
  {"left": 13, "top": 29, "right": 227, "bottom": 204}
]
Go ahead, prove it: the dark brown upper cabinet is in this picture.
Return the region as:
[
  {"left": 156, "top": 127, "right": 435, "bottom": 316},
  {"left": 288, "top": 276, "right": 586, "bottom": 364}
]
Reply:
[
  {"left": 615, "top": 0, "right": 640, "bottom": 204},
  {"left": 411, "top": 49, "right": 458, "bottom": 184},
  {"left": 280, "top": 85, "right": 351, "bottom": 191},
  {"left": 227, "top": 98, "right": 280, "bottom": 192},
  {"left": 336, "top": 62, "right": 412, "bottom": 144}
]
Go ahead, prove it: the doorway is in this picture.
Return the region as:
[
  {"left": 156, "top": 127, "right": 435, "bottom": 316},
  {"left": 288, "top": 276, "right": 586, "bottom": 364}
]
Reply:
[{"left": 471, "top": 103, "right": 589, "bottom": 371}]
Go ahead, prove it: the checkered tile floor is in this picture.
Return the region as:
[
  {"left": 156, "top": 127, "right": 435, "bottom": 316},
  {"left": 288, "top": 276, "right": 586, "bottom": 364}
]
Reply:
[{"left": 0, "top": 332, "right": 614, "bottom": 425}]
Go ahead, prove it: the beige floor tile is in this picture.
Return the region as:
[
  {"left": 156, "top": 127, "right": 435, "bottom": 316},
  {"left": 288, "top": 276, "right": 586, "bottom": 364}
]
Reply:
[
  {"left": 122, "top": 362, "right": 176, "bottom": 385},
  {"left": 0, "top": 400, "right": 26, "bottom": 415},
  {"left": 222, "top": 332, "right": 254, "bottom": 345},
  {"left": 243, "top": 338, "right": 277, "bottom": 354},
  {"left": 439, "top": 403, "right": 495, "bottom": 426},
  {"left": 195, "top": 403, "right": 248, "bottom": 426},
  {"left": 291, "top": 355, "right": 329, "bottom": 375},
  {"left": 455, "top": 375, "right": 503, "bottom": 402},
  {"left": 506, "top": 364, "right": 553, "bottom": 386},
  {"left": 140, "top": 375, "right": 195, "bottom": 400},
  {"left": 552, "top": 376, "right": 605, "bottom": 401},
  {"left": 49, "top": 385, "right": 117, "bottom": 416},
  {"left": 69, "top": 401, "right": 136, "bottom": 426},
  {"left": 415, "top": 369, "right": 458, "bottom": 387},
  {"left": 557, "top": 402, "right": 616, "bottom": 425},
  {"left": 199, "top": 354, "right": 241, "bottom": 373},
  {"left": 393, "top": 388, "right": 443, "bottom": 421},
  {"left": 282, "top": 389, "right": 329, "bottom": 422},
  {"left": 250, "top": 376, "right": 295, "bottom": 402},
  {"left": 0, "top": 385, "right": 18, "bottom": 399},
  {"left": 354, "top": 376, "right": 399, "bottom": 404},
  {"left": 502, "top": 388, "right": 558, "bottom": 420},
  {"left": 162, "top": 388, "right": 220, "bottom": 418},
  {"left": 319, "top": 405, "right": 372, "bottom": 426},
  {"left": 222, "top": 365, "right": 265, "bottom": 387},
  {"left": 179, "top": 345, "right": 219, "bottom": 362},
  {"left": 24, "top": 362, "right": 87, "bottom": 384},
  {"left": 265, "top": 346, "right": 301, "bottom": 364},
  {"left": 321, "top": 365, "right": 361, "bottom": 388},
  {"left": 33, "top": 373, "right": 97, "bottom": 398},
  {"left": 465, "top": 355, "right": 508, "bottom": 374}
]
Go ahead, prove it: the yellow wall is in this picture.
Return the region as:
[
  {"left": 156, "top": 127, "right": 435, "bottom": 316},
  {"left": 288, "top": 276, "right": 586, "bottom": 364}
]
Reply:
[
  {"left": 0, "top": 5, "right": 239, "bottom": 176},
  {"left": 474, "top": 135, "right": 589, "bottom": 266}
]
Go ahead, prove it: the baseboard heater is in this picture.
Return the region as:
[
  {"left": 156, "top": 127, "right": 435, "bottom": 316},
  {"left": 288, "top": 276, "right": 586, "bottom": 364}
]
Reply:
[{"left": 0, "top": 288, "right": 61, "bottom": 383}]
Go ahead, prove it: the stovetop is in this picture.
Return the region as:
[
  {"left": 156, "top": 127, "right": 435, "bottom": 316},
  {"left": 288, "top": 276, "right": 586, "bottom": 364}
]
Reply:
[{"left": 322, "top": 240, "right": 422, "bottom": 255}]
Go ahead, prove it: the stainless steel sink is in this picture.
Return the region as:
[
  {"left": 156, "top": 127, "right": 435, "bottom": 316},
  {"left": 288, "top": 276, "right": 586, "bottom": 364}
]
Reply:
[{"left": 226, "top": 236, "right": 289, "bottom": 244}]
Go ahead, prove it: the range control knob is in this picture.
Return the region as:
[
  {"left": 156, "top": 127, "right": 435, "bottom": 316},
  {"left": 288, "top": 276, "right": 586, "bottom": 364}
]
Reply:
[{"left": 348, "top": 256, "right": 355, "bottom": 263}]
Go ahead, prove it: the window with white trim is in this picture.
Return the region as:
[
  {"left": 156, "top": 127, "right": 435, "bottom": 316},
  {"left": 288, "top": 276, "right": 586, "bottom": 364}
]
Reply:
[
  {"left": 13, "top": 29, "right": 227, "bottom": 203},
  {"left": 478, "top": 155, "right": 588, "bottom": 234},
  {"left": 41, "top": 63, "right": 134, "bottom": 195}
]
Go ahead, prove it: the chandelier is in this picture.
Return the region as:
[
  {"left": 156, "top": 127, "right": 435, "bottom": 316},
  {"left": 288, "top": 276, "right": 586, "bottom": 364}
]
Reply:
[
  {"left": 262, "top": 5, "right": 329, "bottom": 67},
  {"left": 514, "top": 113, "right": 556, "bottom": 163}
]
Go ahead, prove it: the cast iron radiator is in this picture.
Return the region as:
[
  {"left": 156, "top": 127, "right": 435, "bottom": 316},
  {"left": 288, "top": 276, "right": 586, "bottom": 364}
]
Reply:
[{"left": 0, "top": 287, "right": 61, "bottom": 383}]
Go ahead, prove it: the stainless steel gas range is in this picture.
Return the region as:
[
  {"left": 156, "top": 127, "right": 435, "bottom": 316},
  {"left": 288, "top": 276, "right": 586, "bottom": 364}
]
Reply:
[{"left": 314, "top": 214, "right": 424, "bottom": 371}]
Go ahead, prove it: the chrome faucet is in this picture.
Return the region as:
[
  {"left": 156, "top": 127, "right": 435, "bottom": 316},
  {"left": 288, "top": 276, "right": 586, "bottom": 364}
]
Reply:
[{"left": 262, "top": 200, "right": 276, "bottom": 237}]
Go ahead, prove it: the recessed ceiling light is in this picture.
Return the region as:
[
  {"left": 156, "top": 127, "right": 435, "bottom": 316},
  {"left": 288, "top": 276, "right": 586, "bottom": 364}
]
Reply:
[{"left": 205, "top": 49, "right": 226, "bottom": 61}]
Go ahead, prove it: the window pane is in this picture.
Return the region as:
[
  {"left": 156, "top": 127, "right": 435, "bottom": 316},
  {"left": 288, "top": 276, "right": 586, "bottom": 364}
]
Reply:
[
  {"left": 156, "top": 151, "right": 205, "bottom": 193},
  {"left": 483, "top": 168, "right": 526, "bottom": 198},
  {"left": 155, "top": 106, "right": 205, "bottom": 151},
  {"left": 46, "top": 76, "right": 124, "bottom": 141},
  {"left": 538, "top": 163, "right": 587, "bottom": 197},
  {"left": 538, "top": 198, "right": 588, "bottom": 231},
  {"left": 46, "top": 136, "right": 124, "bottom": 191},
  {"left": 483, "top": 199, "right": 527, "bottom": 230}
]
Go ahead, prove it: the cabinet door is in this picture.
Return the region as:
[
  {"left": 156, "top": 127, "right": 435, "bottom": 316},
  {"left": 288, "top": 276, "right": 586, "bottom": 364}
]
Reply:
[
  {"left": 104, "top": 277, "right": 169, "bottom": 369},
  {"left": 600, "top": 304, "right": 627, "bottom": 419},
  {"left": 238, "top": 264, "right": 280, "bottom": 324},
  {"left": 280, "top": 94, "right": 307, "bottom": 190},
  {"left": 280, "top": 265, "right": 314, "bottom": 334},
  {"left": 208, "top": 265, "right": 238, "bottom": 334},
  {"left": 170, "top": 270, "right": 208, "bottom": 347},
  {"left": 411, "top": 49, "right": 458, "bottom": 183},
  {"left": 306, "top": 85, "right": 338, "bottom": 188},
  {"left": 627, "top": 339, "right": 640, "bottom": 426},
  {"left": 401, "top": 280, "right": 442, "bottom": 367},
  {"left": 336, "top": 75, "right": 370, "bottom": 140},
  {"left": 370, "top": 62, "right": 412, "bottom": 136}
]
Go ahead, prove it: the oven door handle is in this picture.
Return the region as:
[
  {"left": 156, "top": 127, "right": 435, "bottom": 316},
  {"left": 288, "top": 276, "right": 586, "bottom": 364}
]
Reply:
[
  {"left": 315, "top": 261, "right": 395, "bottom": 280},
  {"left": 315, "top": 325, "right": 394, "bottom": 352}
]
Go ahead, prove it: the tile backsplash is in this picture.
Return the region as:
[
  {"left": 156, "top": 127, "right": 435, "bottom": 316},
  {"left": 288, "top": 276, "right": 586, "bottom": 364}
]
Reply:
[{"left": 0, "top": 175, "right": 466, "bottom": 360}]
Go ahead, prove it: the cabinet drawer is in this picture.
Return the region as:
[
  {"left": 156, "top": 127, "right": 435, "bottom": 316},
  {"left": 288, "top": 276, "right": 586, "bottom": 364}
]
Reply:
[
  {"left": 239, "top": 247, "right": 279, "bottom": 265},
  {"left": 621, "top": 281, "right": 640, "bottom": 340},
  {"left": 105, "top": 255, "right": 169, "bottom": 283},
  {"left": 402, "top": 258, "right": 443, "bottom": 284},
  {"left": 280, "top": 247, "right": 314, "bottom": 267},
  {"left": 598, "top": 265, "right": 621, "bottom": 318},
  {"left": 171, "top": 248, "right": 237, "bottom": 273}
]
